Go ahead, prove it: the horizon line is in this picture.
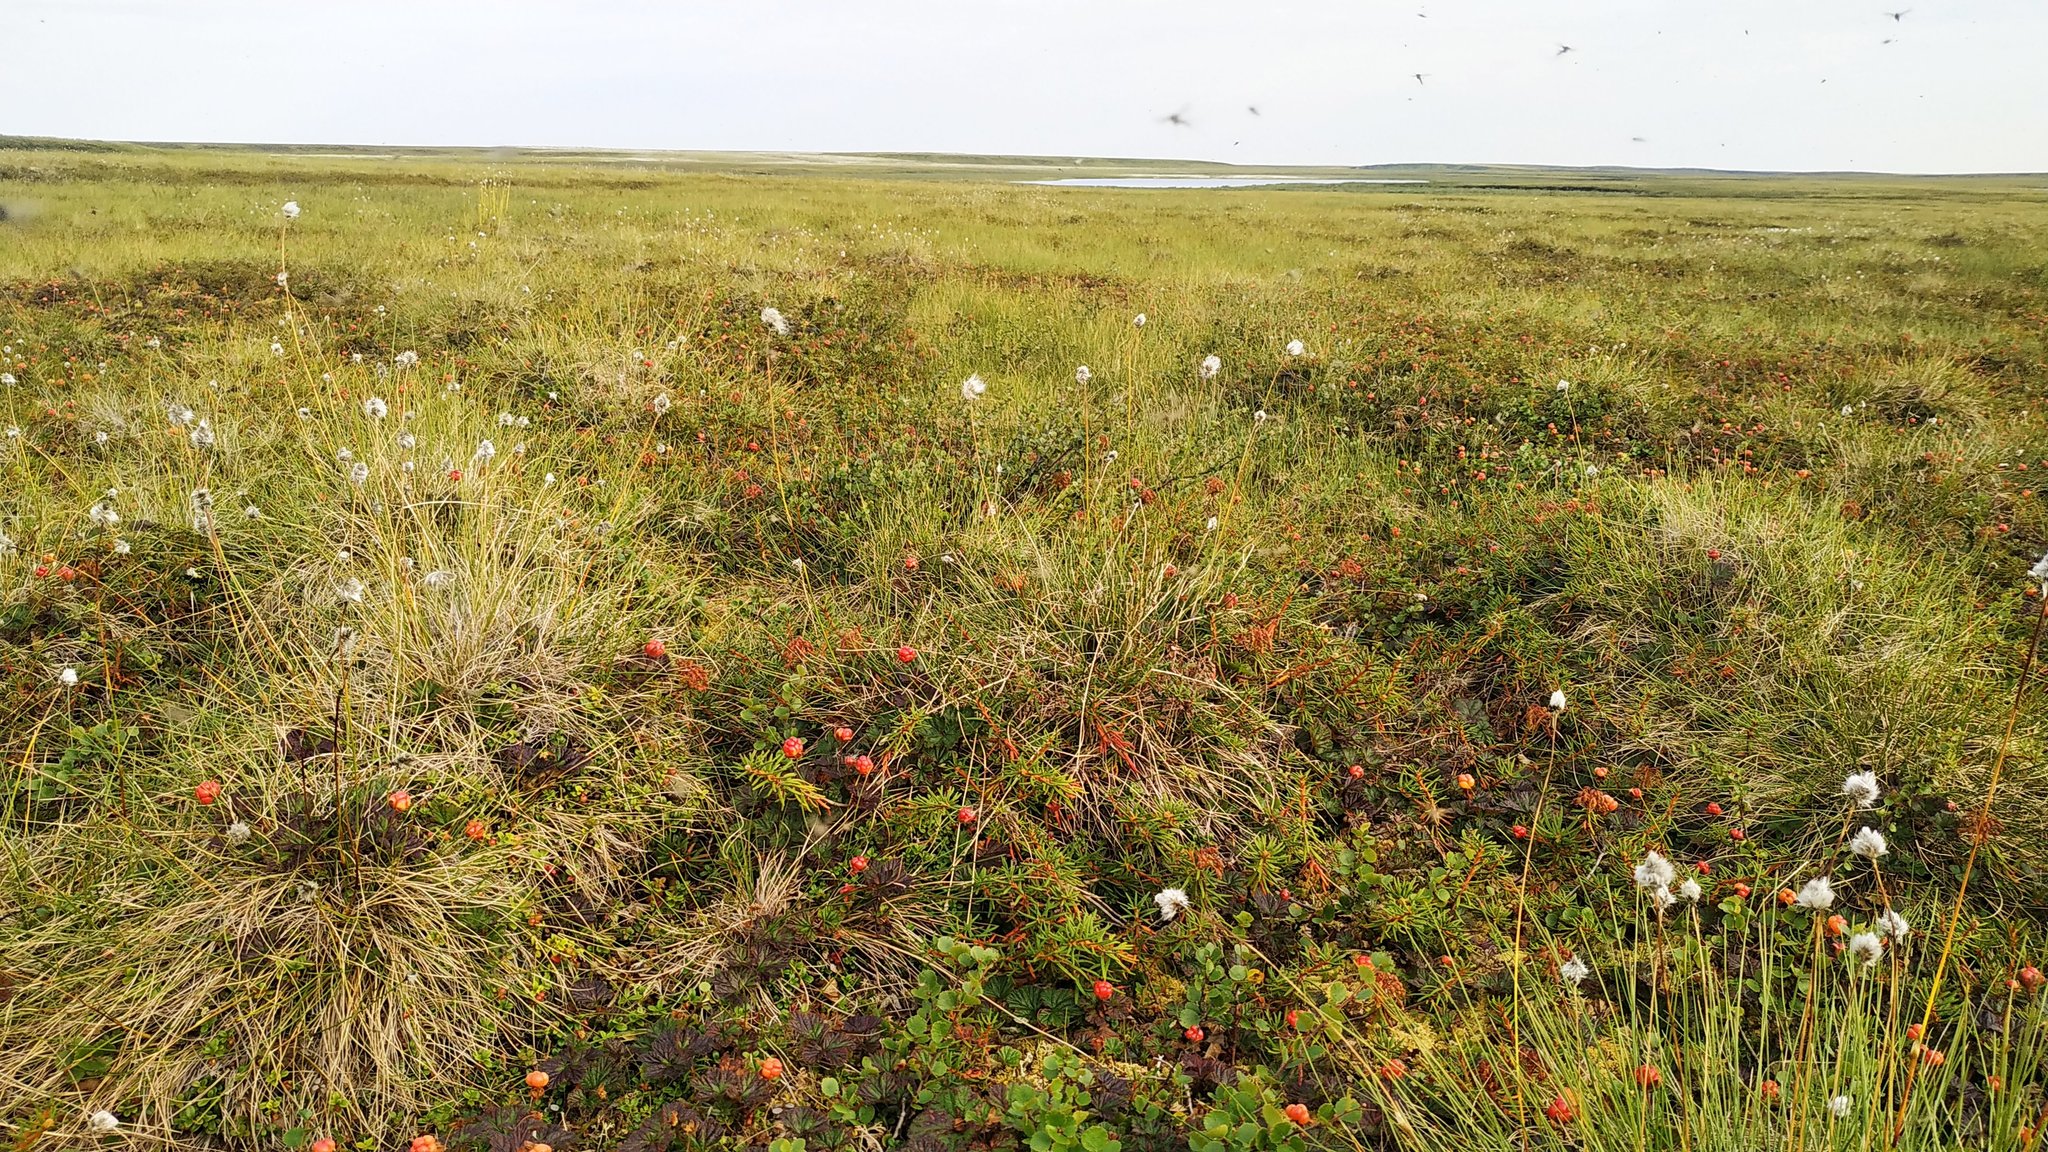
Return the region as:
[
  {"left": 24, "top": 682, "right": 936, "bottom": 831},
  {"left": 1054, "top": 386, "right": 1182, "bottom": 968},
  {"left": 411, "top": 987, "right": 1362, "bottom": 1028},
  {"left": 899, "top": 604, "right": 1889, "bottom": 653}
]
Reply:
[{"left": 6, "top": 135, "right": 2047, "bottom": 182}]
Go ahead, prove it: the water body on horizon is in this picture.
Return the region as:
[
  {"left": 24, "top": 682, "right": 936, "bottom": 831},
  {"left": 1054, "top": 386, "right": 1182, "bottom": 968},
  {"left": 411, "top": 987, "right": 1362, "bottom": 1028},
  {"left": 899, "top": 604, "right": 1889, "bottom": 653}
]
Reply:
[{"left": 1020, "top": 176, "right": 1429, "bottom": 188}]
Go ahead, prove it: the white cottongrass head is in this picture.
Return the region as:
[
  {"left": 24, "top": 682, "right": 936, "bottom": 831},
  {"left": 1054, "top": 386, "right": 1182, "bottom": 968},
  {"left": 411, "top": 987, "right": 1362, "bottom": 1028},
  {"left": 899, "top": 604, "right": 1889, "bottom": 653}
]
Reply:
[
  {"left": 348, "top": 460, "right": 370, "bottom": 486},
  {"left": 166, "top": 401, "right": 195, "bottom": 427},
  {"left": 960, "top": 374, "right": 987, "bottom": 402},
  {"left": 1678, "top": 877, "right": 1702, "bottom": 903},
  {"left": 1877, "top": 907, "right": 1910, "bottom": 940},
  {"left": 271, "top": 341, "right": 285, "bottom": 357},
  {"left": 1847, "top": 932, "right": 1884, "bottom": 968},
  {"left": 1154, "top": 887, "right": 1191, "bottom": 921},
  {"left": 394, "top": 350, "right": 419, "bottom": 369},
  {"left": 1198, "top": 354, "right": 1221, "bottom": 379},
  {"left": 87, "top": 1110, "right": 121, "bottom": 1133},
  {"left": 1795, "top": 875, "right": 1835, "bottom": 911},
  {"left": 189, "top": 420, "right": 216, "bottom": 449},
  {"left": 1842, "top": 771, "right": 1881, "bottom": 809},
  {"left": 364, "top": 396, "right": 388, "bottom": 419},
  {"left": 473, "top": 439, "right": 496, "bottom": 463},
  {"left": 1555, "top": 379, "right": 1571, "bottom": 392},
  {"left": 281, "top": 200, "right": 300, "bottom": 220},
  {"left": 275, "top": 271, "right": 289, "bottom": 287},
  {"left": 59, "top": 666, "right": 80, "bottom": 687},
  {"left": 1132, "top": 312, "right": 1146, "bottom": 327},
  {"left": 1548, "top": 688, "right": 1567, "bottom": 710},
  {"left": 1560, "top": 955, "right": 1590, "bottom": 986},
  {"left": 761, "top": 306, "right": 790, "bottom": 337},
  {"left": 1633, "top": 851, "right": 1676, "bottom": 892},
  {"left": 1286, "top": 339, "right": 1305, "bottom": 356},
  {"left": 1828, "top": 1095, "right": 1853, "bottom": 1119},
  {"left": 2030, "top": 550, "right": 2048, "bottom": 593},
  {"left": 225, "top": 820, "right": 252, "bottom": 846},
  {"left": 1075, "top": 365, "right": 1091, "bottom": 385},
  {"left": 652, "top": 392, "right": 672, "bottom": 417},
  {"left": 1850, "top": 827, "right": 1888, "bottom": 859},
  {"left": 1648, "top": 885, "right": 1677, "bottom": 913},
  {"left": 423, "top": 569, "right": 458, "bottom": 590},
  {"left": 336, "top": 577, "right": 366, "bottom": 604},
  {"left": 89, "top": 502, "right": 120, "bottom": 529}
]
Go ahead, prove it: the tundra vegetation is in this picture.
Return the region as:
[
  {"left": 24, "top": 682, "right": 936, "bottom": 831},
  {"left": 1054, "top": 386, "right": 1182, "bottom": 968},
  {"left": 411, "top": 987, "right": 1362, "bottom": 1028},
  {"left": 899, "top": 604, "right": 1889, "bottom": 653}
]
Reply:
[{"left": 3, "top": 143, "right": 2048, "bottom": 1151}]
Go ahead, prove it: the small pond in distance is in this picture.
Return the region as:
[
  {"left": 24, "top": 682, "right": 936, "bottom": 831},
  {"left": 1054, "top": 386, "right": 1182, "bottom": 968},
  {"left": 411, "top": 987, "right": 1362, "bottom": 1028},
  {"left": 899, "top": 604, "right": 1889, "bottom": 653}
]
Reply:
[{"left": 1020, "top": 176, "right": 1429, "bottom": 189}]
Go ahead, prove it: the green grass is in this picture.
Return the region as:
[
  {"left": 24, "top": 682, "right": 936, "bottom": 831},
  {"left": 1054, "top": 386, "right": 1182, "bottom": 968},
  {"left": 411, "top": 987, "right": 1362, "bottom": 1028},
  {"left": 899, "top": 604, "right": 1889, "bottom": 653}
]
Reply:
[{"left": 3, "top": 142, "right": 2048, "bottom": 1151}]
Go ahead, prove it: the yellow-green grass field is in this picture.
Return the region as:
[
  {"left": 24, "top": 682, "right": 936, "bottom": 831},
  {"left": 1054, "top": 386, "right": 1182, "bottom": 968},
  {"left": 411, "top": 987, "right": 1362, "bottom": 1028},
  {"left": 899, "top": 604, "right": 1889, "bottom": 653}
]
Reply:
[{"left": 4, "top": 142, "right": 2048, "bottom": 1151}]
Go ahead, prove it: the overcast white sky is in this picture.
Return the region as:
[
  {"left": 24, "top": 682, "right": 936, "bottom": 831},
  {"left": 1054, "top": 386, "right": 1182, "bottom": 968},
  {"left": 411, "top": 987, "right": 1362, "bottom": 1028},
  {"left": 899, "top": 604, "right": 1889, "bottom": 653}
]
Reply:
[{"left": 7, "top": 0, "right": 2044, "bottom": 173}]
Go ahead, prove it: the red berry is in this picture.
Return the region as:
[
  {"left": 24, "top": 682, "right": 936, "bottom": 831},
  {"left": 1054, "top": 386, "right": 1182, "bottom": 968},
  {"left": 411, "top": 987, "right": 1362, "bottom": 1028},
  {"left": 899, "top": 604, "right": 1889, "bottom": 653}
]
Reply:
[
  {"left": 1695, "top": 861, "right": 1710, "bottom": 874},
  {"left": 448, "top": 468, "right": 462, "bottom": 482},
  {"left": 759, "top": 1056, "right": 784, "bottom": 1080},
  {"left": 465, "top": 819, "right": 487, "bottom": 840},
  {"left": 1184, "top": 1025, "right": 1204, "bottom": 1043},
  {"left": 644, "top": 638, "right": 667, "bottom": 659},
  {"left": 194, "top": 779, "right": 222, "bottom": 805},
  {"left": 525, "top": 1069, "right": 549, "bottom": 1093},
  {"left": 957, "top": 806, "right": 977, "bottom": 825},
  {"left": 1731, "top": 827, "right": 1746, "bottom": 841},
  {"left": 1512, "top": 824, "right": 1529, "bottom": 839},
  {"left": 312, "top": 1140, "right": 337, "bottom": 1152},
  {"left": 388, "top": 789, "right": 413, "bottom": 813},
  {"left": 896, "top": 645, "right": 917, "bottom": 664},
  {"left": 781, "top": 736, "right": 804, "bottom": 759},
  {"left": 2022, "top": 966, "right": 2044, "bottom": 991},
  {"left": 1544, "top": 1096, "right": 1575, "bottom": 1124},
  {"left": 834, "top": 726, "right": 854, "bottom": 743},
  {"left": 1705, "top": 802, "right": 1723, "bottom": 816},
  {"left": 1346, "top": 764, "right": 1364, "bottom": 779},
  {"left": 850, "top": 855, "right": 869, "bottom": 874},
  {"left": 1707, "top": 548, "right": 1722, "bottom": 560},
  {"left": 1092, "top": 979, "right": 1114, "bottom": 1001},
  {"left": 1286, "top": 1009, "right": 1301, "bottom": 1029},
  {"left": 851, "top": 754, "right": 875, "bottom": 776},
  {"left": 1283, "top": 1103, "right": 1312, "bottom": 1127}
]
